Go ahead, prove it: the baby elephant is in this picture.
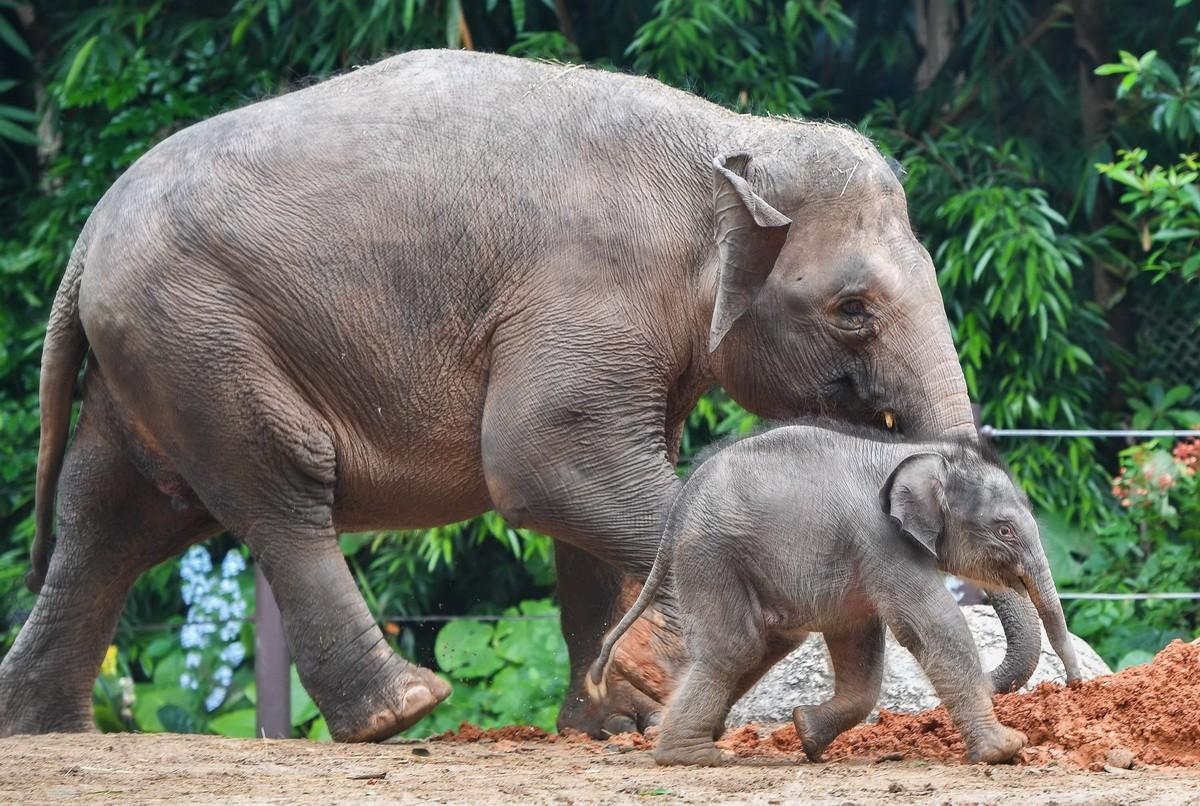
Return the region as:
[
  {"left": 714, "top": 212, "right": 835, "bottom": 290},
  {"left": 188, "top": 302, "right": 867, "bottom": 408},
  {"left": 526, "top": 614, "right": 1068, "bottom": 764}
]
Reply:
[{"left": 588, "top": 423, "right": 1080, "bottom": 766}]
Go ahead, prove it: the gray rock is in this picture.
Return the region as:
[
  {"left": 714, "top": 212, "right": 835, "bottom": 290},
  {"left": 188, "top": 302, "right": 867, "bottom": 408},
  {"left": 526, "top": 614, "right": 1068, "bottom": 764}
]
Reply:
[{"left": 728, "top": 604, "right": 1111, "bottom": 725}]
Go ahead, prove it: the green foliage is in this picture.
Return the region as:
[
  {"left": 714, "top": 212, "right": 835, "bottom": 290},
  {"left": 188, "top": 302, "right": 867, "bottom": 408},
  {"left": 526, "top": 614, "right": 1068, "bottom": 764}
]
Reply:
[
  {"left": 1097, "top": 149, "right": 1200, "bottom": 281},
  {"left": 628, "top": 0, "right": 851, "bottom": 114},
  {"left": 1047, "top": 435, "right": 1200, "bottom": 668},
  {"left": 417, "top": 599, "right": 568, "bottom": 734},
  {"left": 1097, "top": 28, "right": 1200, "bottom": 146}
]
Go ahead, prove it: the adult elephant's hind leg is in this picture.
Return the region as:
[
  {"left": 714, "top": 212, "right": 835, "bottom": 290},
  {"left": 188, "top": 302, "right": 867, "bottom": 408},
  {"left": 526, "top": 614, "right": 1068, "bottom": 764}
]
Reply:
[
  {"left": 176, "top": 378, "right": 450, "bottom": 743},
  {"left": 0, "top": 410, "right": 217, "bottom": 737}
]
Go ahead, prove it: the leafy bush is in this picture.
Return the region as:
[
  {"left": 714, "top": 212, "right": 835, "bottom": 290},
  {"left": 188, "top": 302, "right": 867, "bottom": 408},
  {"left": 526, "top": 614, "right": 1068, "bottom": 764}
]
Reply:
[
  {"left": 412, "top": 600, "right": 567, "bottom": 735},
  {"left": 1051, "top": 433, "right": 1200, "bottom": 669},
  {"left": 1098, "top": 149, "right": 1200, "bottom": 281}
]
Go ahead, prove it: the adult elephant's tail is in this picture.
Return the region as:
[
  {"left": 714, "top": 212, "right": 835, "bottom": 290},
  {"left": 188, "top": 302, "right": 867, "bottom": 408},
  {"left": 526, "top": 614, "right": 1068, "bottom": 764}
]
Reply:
[{"left": 26, "top": 242, "right": 89, "bottom": 594}]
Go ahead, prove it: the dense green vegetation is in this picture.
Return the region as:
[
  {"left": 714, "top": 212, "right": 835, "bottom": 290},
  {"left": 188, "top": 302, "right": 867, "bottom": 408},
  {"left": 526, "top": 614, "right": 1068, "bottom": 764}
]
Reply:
[{"left": 2, "top": 1, "right": 1198, "bottom": 737}]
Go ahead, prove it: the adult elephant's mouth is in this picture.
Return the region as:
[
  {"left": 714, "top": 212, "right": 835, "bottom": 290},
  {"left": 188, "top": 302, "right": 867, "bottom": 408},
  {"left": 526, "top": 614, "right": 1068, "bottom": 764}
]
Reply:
[{"left": 808, "top": 375, "right": 900, "bottom": 433}]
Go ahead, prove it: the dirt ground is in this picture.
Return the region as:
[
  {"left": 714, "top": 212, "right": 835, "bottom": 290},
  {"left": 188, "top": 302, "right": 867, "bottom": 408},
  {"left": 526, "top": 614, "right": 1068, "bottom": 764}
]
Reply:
[{"left": 4, "top": 731, "right": 1200, "bottom": 805}]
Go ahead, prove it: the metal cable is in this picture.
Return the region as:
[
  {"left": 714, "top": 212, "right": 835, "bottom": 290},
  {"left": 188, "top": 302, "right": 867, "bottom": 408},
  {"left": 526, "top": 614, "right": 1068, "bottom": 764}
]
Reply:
[{"left": 981, "top": 427, "right": 1200, "bottom": 439}]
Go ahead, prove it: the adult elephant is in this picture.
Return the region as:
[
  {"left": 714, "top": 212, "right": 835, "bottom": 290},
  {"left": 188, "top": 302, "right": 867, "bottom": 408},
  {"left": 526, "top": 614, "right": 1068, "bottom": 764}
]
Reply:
[{"left": 0, "top": 50, "right": 1039, "bottom": 742}]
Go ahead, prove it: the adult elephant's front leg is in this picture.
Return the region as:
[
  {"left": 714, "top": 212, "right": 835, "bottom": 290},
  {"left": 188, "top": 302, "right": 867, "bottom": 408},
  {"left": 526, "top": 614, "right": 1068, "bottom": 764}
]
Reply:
[{"left": 480, "top": 339, "right": 691, "bottom": 738}]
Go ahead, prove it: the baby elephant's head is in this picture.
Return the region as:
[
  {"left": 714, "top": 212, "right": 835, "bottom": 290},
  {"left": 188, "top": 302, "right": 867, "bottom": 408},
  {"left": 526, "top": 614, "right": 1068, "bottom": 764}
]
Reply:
[{"left": 880, "top": 447, "right": 1081, "bottom": 681}]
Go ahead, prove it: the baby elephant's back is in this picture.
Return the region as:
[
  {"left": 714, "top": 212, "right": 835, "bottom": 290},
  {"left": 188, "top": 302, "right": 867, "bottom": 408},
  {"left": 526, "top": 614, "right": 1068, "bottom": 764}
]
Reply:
[{"left": 670, "top": 425, "right": 874, "bottom": 559}]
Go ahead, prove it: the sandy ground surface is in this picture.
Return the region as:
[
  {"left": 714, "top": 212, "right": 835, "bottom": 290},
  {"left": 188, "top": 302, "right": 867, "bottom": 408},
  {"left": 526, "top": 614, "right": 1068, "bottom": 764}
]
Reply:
[{"left": 3, "top": 731, "right": 1200, "bottom": 805}]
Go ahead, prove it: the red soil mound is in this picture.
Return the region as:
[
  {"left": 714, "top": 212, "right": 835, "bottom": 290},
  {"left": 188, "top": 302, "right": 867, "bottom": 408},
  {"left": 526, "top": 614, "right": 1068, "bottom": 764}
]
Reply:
[
  {"left": 434, "top": 639, "right": 1200, "bottom": 768},
  {"left": 725, "top": 638, "right": 1200, "bottom": 768}
]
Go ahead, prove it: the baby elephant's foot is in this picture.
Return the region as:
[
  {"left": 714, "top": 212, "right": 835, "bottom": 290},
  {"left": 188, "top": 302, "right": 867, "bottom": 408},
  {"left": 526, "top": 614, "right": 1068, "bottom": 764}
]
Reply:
[
  {"left": 792, "top": 706, "right": 834, "bottom": 761},
  {"left": 966, "top": 725, "right": 1027, "bottom": 764},
  {"left": 654, "top": 742, "right": 734, "bottom": 767}
]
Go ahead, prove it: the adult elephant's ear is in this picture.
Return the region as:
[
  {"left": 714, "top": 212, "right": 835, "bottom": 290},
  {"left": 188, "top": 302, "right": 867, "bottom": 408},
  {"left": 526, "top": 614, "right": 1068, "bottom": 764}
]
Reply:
[
  {"left": 708, "top": 154, "right": 792, "bottom": 353},
  {"left": 880, "top": 452, "right": 949, "bottom": 558}
]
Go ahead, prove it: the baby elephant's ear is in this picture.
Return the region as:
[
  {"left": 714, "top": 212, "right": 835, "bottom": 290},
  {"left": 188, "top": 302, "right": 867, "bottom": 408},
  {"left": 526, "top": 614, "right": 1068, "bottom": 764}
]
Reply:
[{"left": 879, "top": 452, "right": 949, "bottom": 558}]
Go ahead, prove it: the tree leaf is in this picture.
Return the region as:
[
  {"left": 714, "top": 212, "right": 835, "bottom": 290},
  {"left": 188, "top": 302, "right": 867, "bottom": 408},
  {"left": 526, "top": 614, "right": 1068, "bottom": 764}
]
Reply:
[
  {"left": 0, "top": 117, "right": 37, "bottom": 145},
  {"left": 209, "top": 708, "right": 258, "bottom": 738},
  {"left": 291, "top": 664, "right": 319, "bottom": 728},
  {"left": 434, "top": 619, "right": 499, "bottom": 677},
  {"left": 0, "top": 14, "right": 31, "bottom": 59},
  {"left": 63, "top": 35, "right": 99, "bottom": 93}
]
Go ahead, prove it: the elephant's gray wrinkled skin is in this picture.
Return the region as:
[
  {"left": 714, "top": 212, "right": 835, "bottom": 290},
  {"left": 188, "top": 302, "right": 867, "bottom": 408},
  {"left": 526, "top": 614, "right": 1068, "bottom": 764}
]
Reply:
[
  {"left": 590, "top": 422, "right": 1081, "bottom": 766},
  {"left": 0, "top": 50, "right": 1031, "bottom": 742}
]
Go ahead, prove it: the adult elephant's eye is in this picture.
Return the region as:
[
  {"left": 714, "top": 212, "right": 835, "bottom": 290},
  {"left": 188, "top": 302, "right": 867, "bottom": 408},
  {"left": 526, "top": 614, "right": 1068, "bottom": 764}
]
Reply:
[
  {"left": 839, "top": 299, "right": 867, "bottom": 317},
  {"left": 832, "top": 298, "right": 873, "bottom": 336}
]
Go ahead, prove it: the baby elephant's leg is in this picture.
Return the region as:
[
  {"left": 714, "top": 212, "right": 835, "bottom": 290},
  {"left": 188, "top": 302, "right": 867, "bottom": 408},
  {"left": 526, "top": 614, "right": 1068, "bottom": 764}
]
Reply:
[
  {"left": 653, "top": 581, "right": 764, "bottom": 767},
  {"left": 793, "top": 621, "right": 884, "bottom": 761},
  {"left": 886, "top": 587, "right": 1026, "bottom": 763},
  {"left": 654, "top": 660, "right": 747, "bottom": 766}
]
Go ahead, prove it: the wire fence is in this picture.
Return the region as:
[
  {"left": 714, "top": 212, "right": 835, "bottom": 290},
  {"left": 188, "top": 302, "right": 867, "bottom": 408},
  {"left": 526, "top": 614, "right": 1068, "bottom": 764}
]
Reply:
[
  {"left": 117, "top": 612, "right": 563, "bottom": 633},
  {"left": 982, "top": 427, "right": 1200, "bottom": 439},
  {"left": 118, "top": 594, "right": 1200, "bottom": 635}
]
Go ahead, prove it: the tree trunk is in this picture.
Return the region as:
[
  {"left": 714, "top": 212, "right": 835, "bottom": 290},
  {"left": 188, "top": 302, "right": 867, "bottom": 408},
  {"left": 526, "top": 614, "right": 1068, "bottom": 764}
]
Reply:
[
  {"left": 913, "top": 0, "right": 961, "bottom": 90},
  {"left": 1072, "top": 0, "right": 1134, "bottom": 357}
]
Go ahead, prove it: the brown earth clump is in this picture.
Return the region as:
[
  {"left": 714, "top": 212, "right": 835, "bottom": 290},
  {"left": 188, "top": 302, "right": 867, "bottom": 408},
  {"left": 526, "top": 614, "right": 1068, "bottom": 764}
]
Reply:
[
  {"left": 730, "top": 638, "right": 1200, "bottom": 768},
  {"left": 435, "top": 723, "right": 556, "bottom": 743},
  {"left": 433, "top": 639, "right": 1200, "bottom": 769}
]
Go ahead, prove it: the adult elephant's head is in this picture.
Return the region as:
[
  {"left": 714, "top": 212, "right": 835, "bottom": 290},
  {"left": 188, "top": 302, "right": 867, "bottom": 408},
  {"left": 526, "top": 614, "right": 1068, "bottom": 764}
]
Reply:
[
  {"left": 705, "top": 138, "right": 972, "bottom": 438},
  {"left": 701, "top": 131, "right": 1038, "bottom": 690}
]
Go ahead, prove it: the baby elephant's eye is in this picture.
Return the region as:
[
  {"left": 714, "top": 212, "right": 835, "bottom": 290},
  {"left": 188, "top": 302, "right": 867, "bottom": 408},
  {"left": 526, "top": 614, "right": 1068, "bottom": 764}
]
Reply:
[{"left": 996, "top": 524, "right": 1016, "bottom": 541}]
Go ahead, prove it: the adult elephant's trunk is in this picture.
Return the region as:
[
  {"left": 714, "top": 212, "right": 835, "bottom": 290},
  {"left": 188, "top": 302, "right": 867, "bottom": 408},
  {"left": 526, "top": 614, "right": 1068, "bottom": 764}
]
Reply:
[
  {"left": 899, "top": 305, "right": 1046, "bottom": 692},
  {"left": 902, "top": 334, "right": 976, "bottom": 439},
  {"left": 1023, "top": 548, "right": 1082, "bottom": 682}
]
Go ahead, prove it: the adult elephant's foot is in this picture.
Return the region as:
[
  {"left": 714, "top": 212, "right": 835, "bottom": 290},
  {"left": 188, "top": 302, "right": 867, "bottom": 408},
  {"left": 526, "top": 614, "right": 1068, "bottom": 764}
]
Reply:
[
  {"left": 557, "top": 608, "right": 688, "bottom": 738},
  {"left": 0, "top": 659, "right": 97, "bottom": 737},
  {"left": 322, "top": 659, "right": 452, "bottom": 743}
]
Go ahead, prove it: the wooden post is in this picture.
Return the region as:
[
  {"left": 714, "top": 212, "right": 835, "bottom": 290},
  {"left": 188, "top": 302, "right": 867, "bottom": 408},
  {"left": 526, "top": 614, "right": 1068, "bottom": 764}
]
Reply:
[{"left": 255, "top": 565, "right": 291, "bottom": 739}]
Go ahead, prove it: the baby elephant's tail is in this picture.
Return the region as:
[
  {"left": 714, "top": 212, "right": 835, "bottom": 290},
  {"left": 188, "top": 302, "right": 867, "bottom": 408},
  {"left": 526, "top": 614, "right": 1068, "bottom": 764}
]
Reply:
[{"left": 586, "top": 532, "right": 675, "bottom": 703}]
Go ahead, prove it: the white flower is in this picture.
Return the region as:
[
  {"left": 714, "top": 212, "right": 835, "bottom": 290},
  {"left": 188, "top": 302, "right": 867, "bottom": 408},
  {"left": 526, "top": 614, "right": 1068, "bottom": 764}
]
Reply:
[
  {"left": 180, "top": 672, "right": 198, "bottom": 691},
  {"left": 204, "top": 686, "right": 227, "bottom": 712},
  {"left": 180, "top": 624, "right": 204, "bottom": 650},
  {"left": 185, "top": 651, "right": 202, "bottom": 669},
  {"left": 221, "top": 550, "right": 246, "bottom": 578},
  {"left": 119, "top": 677, "right": 135, "bottom": 707},
  {"left": 220, "top": 643, "right": 246, "bottom": 667},
  {"left": 214, "top": 665, "right": 233, "bottom": 687},
  {"left": 180, "top": 546, "right": 213, "bottom": 580},
  {"left": 219, "top": 621, "right": 242, "bottom": 643}
]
